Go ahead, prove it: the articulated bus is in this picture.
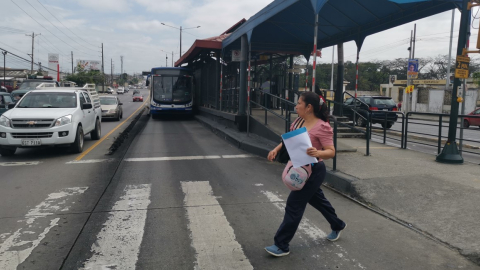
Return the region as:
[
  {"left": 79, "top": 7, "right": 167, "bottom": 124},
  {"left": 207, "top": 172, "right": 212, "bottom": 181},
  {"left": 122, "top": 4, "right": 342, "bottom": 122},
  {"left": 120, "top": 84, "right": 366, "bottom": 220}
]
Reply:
[{"left": 147, "top": 67, "right": 194, "bottom": 118}]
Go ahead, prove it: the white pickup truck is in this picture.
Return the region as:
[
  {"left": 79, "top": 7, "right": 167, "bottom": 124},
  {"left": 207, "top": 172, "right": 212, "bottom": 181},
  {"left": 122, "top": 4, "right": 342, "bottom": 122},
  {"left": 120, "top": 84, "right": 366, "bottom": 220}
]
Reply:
[{"left": 0, "top": 88, "right": 102, "bottom": 156}]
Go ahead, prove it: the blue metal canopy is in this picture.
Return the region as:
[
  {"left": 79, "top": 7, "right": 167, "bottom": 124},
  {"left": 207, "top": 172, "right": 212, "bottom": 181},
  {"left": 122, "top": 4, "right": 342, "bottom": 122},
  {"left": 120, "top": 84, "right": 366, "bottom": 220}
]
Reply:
[{"left": 222, "top": 0, "right": 462, "bottom": 59}]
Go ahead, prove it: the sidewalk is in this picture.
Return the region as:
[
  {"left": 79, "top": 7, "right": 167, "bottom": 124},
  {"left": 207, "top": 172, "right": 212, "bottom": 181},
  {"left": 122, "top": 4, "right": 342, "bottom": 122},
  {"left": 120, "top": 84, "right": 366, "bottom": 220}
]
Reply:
[{"left": 195, "top": 114, "right": 480, "bottom": 266}]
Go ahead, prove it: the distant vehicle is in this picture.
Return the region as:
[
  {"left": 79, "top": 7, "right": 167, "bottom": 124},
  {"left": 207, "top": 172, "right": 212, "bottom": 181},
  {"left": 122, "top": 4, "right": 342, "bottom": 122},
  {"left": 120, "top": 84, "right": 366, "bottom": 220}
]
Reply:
[
  {"left": 11, "top": 79, "right": 60, "bottom": 102},
  {"left": 106, "top": 87, "right": 114, "bottom": 94},
  {"left": 124, "top": 87, "right": 129, "bottom": 93},
  {"left": 463, "top": 107, "right": 480, "bottom": 128},
  {"left": 133, "top": 93, "right": 143, "bottom": 102},
  {"left": 0, "top": 88, "right": 102, "bottom": 156},
  {"left": 61, "top": 81, "right": 77, "bottom": 87},
  {"left": 132, "top": 89, "right": 140, "bottom": 95},
  {"left": 100, "top": 96, "right": 123, "bottom": 121},
  {"left": 0, "top": 92, "right": 14, "bottom": 115},
  {"left": 146, "top": 67, "right": 194, "bottom": 118},
  {"left": 0, "top": 86, "right": 7, "bottom": 92},
  {"left": 343, "top": 96, "right": 399, "bottom": 129},
  {"left": 117, "top": 87, "right": 125, "bottom": 95}
]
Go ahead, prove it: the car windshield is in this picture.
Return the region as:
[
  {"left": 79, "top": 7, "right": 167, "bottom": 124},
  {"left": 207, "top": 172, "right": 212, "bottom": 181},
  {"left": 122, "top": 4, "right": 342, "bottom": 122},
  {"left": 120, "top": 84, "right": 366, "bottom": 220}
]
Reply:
[
  {"left": 133, "top": 93, "right": 142, "bottom": 97},
  {"left": 100, "top": 97, "right": 117, "bottom": 105},
  {"left": 373, "top": 98, "right": 396, "bottom": 106},
  {"left": 17, "top": 92, "right": 77, "bottom": 108},
  {"left": 19, "top": 81, "right": 55, "bottom": 90}
]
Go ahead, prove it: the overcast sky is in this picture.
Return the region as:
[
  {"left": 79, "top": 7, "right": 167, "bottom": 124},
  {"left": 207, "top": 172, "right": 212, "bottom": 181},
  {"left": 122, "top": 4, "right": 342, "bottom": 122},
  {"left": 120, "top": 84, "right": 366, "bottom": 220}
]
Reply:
[{"left": 0, "top": 0, "right": 478, "bottom": 75}]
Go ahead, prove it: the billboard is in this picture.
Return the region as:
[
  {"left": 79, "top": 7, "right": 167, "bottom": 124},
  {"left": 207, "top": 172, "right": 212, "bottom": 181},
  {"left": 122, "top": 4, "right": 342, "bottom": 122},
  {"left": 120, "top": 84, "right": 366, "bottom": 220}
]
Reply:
[
  {"left": 76, "top": 60, "right": 101, "bottom": 71},
  {"left": 48, "top": 53, "right": 59, "bottom": 77},
  {"left": 407, "top": 59, "right": 419, "bottom": 79}
]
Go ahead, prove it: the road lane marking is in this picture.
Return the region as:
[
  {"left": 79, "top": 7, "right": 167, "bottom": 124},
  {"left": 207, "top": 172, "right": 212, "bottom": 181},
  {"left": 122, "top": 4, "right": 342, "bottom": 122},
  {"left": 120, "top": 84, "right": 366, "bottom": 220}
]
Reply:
[
  {"left": 260, "top": 190, "right": 365, "bottom": 269},
  {"left": 0, "top": 161, "right": 40, "bottom": 166},
  {"left": 124, "top": 154, "right": 254, "bottom": 162},
  {"left": 81, "top": 184, "right": 151, "bottom": 270},
  {"left": 66, "top": 159, "right": 116, "bottom": 164},
  {"left": 181, "top": 181, "right": 253, "bottom": 270},
  {"left": 0, "top": 187, "right": 88, "bottom": 269},
  {"left": 75, "top": 95, "right": 149, "bottom": 161}
]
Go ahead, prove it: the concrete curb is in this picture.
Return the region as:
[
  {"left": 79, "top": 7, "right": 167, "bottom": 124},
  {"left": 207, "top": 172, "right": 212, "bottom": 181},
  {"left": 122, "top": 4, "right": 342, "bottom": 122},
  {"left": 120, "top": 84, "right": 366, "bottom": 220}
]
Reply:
[{"left": 194, "top": 115, "right": 274, "bottom": 158}]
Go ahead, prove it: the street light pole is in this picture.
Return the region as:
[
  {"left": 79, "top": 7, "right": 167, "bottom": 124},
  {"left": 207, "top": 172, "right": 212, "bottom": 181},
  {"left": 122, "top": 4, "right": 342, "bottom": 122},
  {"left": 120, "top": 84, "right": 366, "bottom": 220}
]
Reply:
[
  {"left": 436, "top": 0, "right": 469, "bottom": 164},
  {"left": 180, "top": 26, "right": 182, "bottom": 57}
]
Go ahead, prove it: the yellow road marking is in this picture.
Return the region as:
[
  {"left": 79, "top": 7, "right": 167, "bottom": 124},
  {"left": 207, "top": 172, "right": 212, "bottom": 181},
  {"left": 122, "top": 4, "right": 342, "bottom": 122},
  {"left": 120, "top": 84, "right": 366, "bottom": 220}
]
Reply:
[{"left": 75, "top": 96, "right": 149, "bottom": 161}]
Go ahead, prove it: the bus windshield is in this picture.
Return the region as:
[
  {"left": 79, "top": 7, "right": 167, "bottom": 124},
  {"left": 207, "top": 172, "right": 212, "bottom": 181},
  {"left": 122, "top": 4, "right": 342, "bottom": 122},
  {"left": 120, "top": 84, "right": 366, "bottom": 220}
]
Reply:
[{"left": 152, "top": 75, "right": 192, "bottom": 104}]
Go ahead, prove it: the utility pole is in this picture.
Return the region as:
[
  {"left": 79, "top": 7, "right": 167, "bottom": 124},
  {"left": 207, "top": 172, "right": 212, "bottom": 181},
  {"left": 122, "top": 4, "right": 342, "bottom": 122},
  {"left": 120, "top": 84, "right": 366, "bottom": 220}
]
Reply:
[
  {"left": 111, "top": 58, "right": 113, "bottom": 87},
  {"left": 446, "top": 9, "right": 455, "bottom": 90},
  {"left": 436, "top": 0, "right": 470, "bottom": 164},
  {"left": 405, "top": 31, "right": 413, "bottom": 113},
  {"left": 166, "top": 54, "right": 168, "bottom": 67},
  {"left": 71, "top": 51, "right": 74, "bottom": 74},
  {"left": 26, "top": 32, "right": 41, "bottom": 75},
  {"left": 2, "top": 51, "right": 6, "bottom": 89},
  {"left": 172, "top": 51, "right": 174, "bottom": 67},
  {"left": 101, "top": 43, "right": 105, "bottom": 93},
  {"left": 120, "top": 56, "right": 123, "bottom": 75},
  {"left": 180, "top": 26, "right": 182, "bottom": 57}
]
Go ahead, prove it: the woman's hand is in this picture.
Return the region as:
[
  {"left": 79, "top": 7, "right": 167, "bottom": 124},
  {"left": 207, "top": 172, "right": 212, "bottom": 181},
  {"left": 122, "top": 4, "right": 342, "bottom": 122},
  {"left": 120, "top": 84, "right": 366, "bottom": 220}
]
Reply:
[
  {"left": 267, "top": 149, "right": 278, "bottom": 161},
  {"left": 306, "top": 147, "right": 319, "bottom": 158}
]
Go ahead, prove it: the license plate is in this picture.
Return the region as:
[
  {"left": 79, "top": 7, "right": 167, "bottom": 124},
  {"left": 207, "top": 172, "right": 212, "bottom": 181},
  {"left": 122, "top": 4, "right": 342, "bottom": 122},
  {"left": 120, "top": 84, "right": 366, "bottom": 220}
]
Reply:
[
  {"left": 383, "top": 109, "right": 389, "bottom": 111},
  {"left": 21, "top": 139, "right": 41, "bottom": 146}
]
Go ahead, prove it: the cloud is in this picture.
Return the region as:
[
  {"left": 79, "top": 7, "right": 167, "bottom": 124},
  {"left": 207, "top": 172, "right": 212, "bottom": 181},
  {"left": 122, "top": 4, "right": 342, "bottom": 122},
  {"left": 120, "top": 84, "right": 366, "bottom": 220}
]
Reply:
[
  {"left": 76, "top": 0, "right": 130, "bottom": 13},
  {"left": 134, "top": 0, "right": 194, "bottom": 14}
]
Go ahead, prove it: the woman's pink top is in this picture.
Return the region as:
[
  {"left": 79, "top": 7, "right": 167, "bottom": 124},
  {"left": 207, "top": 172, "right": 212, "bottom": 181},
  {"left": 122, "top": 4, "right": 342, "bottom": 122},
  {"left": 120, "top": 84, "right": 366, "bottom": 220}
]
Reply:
[{"left": 290, "top": 118, "right": 333, "bottom": 161}]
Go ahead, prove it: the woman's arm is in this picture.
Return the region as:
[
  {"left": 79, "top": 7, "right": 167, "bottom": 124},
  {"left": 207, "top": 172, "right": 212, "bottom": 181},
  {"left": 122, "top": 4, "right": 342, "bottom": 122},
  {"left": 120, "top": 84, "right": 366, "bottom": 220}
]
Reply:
[
  {"left": 267, "top": 142, "right": 283, "bottom": 161},
  {"left": 306, "top": 145, "right": 336, "bottom": 160}
]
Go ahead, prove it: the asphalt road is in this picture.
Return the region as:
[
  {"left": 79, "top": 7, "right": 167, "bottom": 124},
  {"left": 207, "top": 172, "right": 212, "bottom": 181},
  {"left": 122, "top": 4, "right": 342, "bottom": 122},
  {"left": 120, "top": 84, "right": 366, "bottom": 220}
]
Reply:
[
  {"left": 0, "top": 88, "right": 149, "bottom": 163},
  {"left": 369, "top": 120, "right": 480, "bottom": 164},
  {"left": 384, "top": 118, "right": 480, "bottom": 148},
  {"left": 1, "top": 111, "right": 478, "bottom": 269}
]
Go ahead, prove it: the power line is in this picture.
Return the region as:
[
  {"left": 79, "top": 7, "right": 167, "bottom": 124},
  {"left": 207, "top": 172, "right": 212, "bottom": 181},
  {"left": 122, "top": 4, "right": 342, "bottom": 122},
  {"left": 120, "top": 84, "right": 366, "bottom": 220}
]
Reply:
[
  {"left": 10, "top": 0, "right": 98, "bottom": 58},
  {"left": 35, "top": 0, "right": 99, "bottom": 49},
  {"left": 24, "top": 0, "right": 99, "bottom": 53}
]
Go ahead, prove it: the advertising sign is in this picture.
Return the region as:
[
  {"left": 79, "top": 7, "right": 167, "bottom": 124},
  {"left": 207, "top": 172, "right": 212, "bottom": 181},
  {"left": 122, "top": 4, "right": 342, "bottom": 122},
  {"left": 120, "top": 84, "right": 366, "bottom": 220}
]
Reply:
[
  {"left": 407, "top": 59, "right": 418, "bottom": 79},
  {"left": 48, "top": 53, "right": 59, "bottom": 77},
  {"left": 76, "top": 60, "right": 101, "bottom": 71}
]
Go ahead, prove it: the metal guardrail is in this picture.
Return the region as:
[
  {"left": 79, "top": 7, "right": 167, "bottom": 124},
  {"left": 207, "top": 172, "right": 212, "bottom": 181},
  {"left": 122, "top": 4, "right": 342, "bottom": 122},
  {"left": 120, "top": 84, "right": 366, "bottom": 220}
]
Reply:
[
  {"left": 249, "top": 91, "right": 296, "bottom": 133},
  {"left": 248, "top": 93, "right": 338, "bottom": 170},
  {"left": 405, "top": 112, "right": 480, "bottom": 157},
  {"left": 369, "top": 111, "right": 406, "bottom": 148}
]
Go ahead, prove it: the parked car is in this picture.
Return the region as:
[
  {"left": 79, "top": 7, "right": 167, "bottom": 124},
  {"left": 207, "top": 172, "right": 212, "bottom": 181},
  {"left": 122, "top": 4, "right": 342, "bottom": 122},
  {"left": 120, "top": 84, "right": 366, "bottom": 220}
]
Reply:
[
  {"left": 11, "top": 79, "right": 60, "bottom": 102},
  {"left": 100, "top": 96, "right": 123, "bottom": 121},
  {"left": 0, "top": 88, "right": 102, "bottom": 156},
  {"left": 124, "top": 87, "right": 129, "bottom": 93},
  {"left": 0, "top": 86, "right": 7, "bottom": 93},
  {"left": 463, "top": 107, "right": 480, "bottom": 128},
  {"left": 0, "top": 92, "right": 14, "bottom": 116},
  {"left": 117, "top": 87, "right": 125, "bottom": 95},
  {"left": 132, "top": 93, "right": 143, "bottom": 102},
  {"left": 343, "top": 96, "right": 399, "bottom": 129}
]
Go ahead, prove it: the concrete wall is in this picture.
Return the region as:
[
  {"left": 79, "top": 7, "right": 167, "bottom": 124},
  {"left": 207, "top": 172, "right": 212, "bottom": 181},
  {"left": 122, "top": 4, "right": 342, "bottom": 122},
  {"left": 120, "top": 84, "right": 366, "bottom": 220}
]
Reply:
[{"left": 429, "top": 90, "right": 444, "bottom": 113}]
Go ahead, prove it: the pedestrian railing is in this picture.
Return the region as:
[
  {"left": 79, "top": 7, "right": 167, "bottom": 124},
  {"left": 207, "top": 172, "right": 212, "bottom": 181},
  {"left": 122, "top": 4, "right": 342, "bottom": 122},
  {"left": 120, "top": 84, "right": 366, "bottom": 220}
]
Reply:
[
  {"left": 368, "top": 111, "right": 406, "bottom": 149},
  {"left": 249, "top": 91, "right": 296, "bottom": 134},
  {"left": 405, "top": 112, "right": 480, "bottom": 158}
]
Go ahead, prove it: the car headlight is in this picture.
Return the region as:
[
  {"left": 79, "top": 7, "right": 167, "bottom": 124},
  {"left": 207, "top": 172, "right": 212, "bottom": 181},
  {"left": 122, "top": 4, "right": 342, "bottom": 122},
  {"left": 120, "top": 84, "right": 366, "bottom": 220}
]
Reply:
[
  {"left": 54, "top": 115, "right": 72, "bottom": 127},
  {"left": 0, "top": 115, "right": 11, "bottom": 127},
  {"left": 108, "top": 109, "right": 116, "bottom": 113}
]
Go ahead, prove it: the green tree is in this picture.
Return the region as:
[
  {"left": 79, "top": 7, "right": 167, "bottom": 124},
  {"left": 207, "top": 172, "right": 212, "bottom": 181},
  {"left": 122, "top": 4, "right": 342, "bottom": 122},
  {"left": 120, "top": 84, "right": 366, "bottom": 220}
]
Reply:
[{"left": 65, "top": 64, "right": 105, "bottom": 87}]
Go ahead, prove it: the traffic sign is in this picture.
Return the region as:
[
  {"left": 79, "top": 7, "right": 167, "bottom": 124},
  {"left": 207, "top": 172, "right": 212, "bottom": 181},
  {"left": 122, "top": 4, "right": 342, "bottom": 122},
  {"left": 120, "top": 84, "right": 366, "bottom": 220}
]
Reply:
[{"left": 454, "top": 55, "right": 470, "bottom": 79}]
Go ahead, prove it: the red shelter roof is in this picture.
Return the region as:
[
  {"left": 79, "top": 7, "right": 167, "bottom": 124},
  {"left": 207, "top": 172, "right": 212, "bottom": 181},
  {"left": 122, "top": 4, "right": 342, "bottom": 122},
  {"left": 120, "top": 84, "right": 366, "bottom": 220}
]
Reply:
[{"left": 175, "top": 19, "right": 246, "bottom": 67}]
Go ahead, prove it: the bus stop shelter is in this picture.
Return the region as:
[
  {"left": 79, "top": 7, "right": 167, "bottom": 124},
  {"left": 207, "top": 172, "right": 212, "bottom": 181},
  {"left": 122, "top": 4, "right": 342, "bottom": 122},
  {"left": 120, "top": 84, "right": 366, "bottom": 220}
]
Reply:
[{"left": 222, "top": 0, "right": 463, "bottom": 117}]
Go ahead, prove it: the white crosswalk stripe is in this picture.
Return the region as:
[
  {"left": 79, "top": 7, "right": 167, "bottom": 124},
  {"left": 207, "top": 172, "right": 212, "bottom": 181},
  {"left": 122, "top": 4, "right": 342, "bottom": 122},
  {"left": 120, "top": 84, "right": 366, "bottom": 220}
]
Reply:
[
  {"left": 181, "top": 181, "right": 254, "bottom": 270},
  {"left": 81, "top": 184, "right": 152, "bottom": 270},
  {"left": 0, "top": 187, "right": 88, "bottom": 269}
]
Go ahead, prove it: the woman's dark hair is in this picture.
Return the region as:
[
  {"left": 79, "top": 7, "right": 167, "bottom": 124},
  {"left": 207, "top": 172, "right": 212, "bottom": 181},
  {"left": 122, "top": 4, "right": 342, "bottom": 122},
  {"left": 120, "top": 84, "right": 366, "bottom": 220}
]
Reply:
[{"left": 300, "top": 91, "right": 329, "bottom": 122}]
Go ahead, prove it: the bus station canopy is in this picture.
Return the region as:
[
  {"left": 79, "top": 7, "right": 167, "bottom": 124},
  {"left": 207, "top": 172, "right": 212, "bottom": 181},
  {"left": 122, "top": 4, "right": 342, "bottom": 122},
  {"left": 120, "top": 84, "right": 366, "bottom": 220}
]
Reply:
[{"left": 222, "top": 0, "right": 462, "bottom": 59}]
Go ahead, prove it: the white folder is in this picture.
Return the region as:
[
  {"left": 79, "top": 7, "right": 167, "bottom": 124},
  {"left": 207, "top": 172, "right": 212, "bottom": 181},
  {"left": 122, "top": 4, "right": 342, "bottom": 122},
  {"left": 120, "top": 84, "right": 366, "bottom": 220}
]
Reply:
[{"left": 281, "top": 127, "right": 318, "bottom": 168}]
